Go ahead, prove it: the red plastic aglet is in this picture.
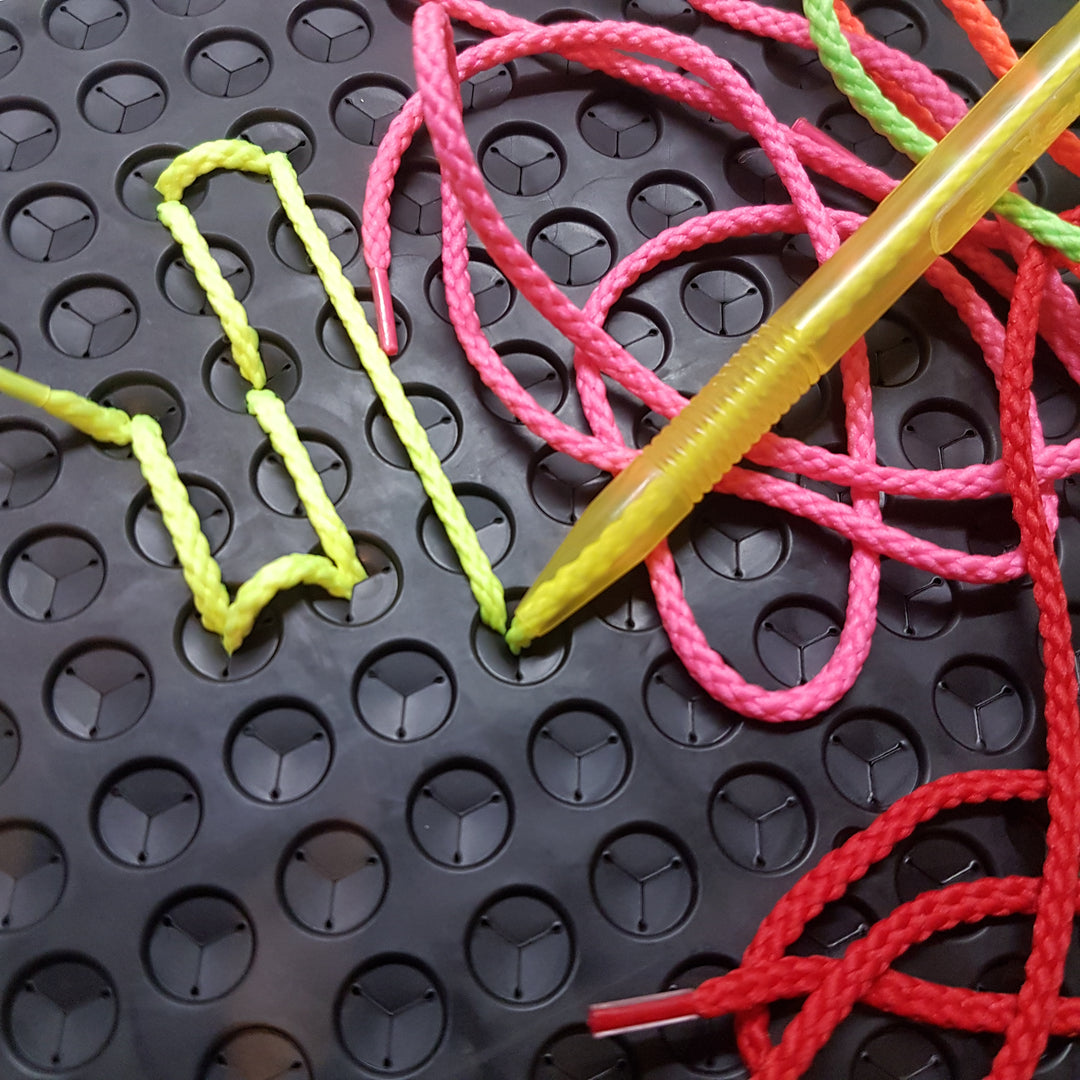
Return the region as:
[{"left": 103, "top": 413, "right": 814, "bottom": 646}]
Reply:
[{"left": 587, "top": 989, "right": 699, "bottom": 1037}]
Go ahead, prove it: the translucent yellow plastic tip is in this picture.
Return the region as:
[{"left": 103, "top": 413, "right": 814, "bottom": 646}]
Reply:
[{"left": 508, "top": 1, "right": 1080, "bottom": 649}]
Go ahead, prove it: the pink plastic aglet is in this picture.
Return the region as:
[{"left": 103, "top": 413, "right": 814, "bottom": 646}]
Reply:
[
  {"left": 371, "top": 267, "right": 399, "bottom": 356},
  {"left": 588, "top": 989, "right": 699, "bottom": 1037}
]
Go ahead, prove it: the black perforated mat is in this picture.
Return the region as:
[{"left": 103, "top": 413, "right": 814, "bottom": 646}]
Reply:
[{"left": 0, "top": 0, "right": 1079, "bottom": 1077}]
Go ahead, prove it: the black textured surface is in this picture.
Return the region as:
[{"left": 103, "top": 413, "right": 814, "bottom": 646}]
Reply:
[{"left": 0, "top": 1, "right": 1078, "bottom": 1077}]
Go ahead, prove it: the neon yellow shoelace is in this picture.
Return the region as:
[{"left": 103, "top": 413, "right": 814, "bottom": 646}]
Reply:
[{"left": 0, "top": 139, "right": 507, "bottom": 652}]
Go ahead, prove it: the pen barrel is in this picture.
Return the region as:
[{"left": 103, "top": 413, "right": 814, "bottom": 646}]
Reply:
[
  {"left": 505, "top": 320, "right": 826, "bottom": 645},
  {"left": 653, "top": 318, "right": 830, "bottom": 506}
]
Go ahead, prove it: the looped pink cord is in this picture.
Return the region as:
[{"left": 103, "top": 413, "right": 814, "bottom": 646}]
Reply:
[
  {"left": 362, "top": 0, "right": 972, "bottom": 296},
  {"left": 365, "top": 7, "right": 1080, "bottom": 1076},
  {"left": 364, "top": 0, "right": 1079, "bottom": 723},
  {"left": 411, "top": 6, "right": 885, "bottom": 721}
]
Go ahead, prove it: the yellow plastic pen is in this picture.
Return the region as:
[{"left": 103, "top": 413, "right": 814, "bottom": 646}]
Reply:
[{"left": 506, "top": 2, "right": 1080, "bottom": 652}]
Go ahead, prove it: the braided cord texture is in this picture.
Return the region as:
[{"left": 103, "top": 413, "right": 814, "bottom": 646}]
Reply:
[
  {"left": 262, "top": 151, "right": 506, "bottom": 633},
  {"left": 802, "top": 0, "right": 1080, "bottom": 261},
  {"left": 362, "top": 3, "right": 1080, "bottom": 1075},
  {"left": 0, "top": 138, "right": 508, "bottom": 649}
]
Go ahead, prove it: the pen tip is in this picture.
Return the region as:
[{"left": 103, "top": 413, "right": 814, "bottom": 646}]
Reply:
[{"left": 504, "top": 617, "right": 531, "bottom": 655}]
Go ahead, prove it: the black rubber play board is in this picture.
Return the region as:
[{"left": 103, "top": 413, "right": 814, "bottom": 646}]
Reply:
[{"left": 1, "top": 0, "right": 1079, "bottom": 1077}]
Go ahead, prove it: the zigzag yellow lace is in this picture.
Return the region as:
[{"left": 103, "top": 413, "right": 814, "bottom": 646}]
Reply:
[{"left": 0, "top": 139, "right": 507, "bottom": 652}]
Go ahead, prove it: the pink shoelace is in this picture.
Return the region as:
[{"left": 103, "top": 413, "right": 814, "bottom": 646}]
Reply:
[
  {"left": 362, "top": 0, "right": 1080, "bottom": 725},
  {"left": 359, "top": 5, "right": 1080, "bottom": 1077}
]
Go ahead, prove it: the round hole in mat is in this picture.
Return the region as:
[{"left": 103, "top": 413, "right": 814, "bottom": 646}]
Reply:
[
  {"left": 354, "top": 641, "right": 455, "bottom": 742},
  {"left": 308, "top": 533, "right": 402, "bottom": 627},
  {"left": 6, "top": 956, "right": 116, "bottom": 1069},
  {"left": 4, "top": 527, "right": 105, "bottom": 622},
  {"left": 467, "top": 889, "right": 574, "bottom": 1003},
  {"left": 251, "top": 433, "right": 349, "bottom": 516},
  {"left": 203, "top": 331, "right": 299, "bottom": 412},
  {"left": 145, "top": 889, "right": 254, "bottom": 1001},
  {"left": 158, "top": 236, "right": 252, "bottom": 315},
  {"left": 176, "top": 603, "right": 281, "bottom": 682},
  {"left": 47, "top": 640, "right": 151, "bottom": 739},
  {"left": 288, "top": 0, "right": 372, "bottom": 64},
  {"left": 6, "top": 184, "right": 96, "bottom": 262},
  {"left": 418, "top": 485, "right": 513, "bottom": 572},
  {"left": 185, "top": 29, "right": 272, "bottom": 99},
  {"left": 660, "top": 956, "right": 744, "bottom": 1077},
  {"left": 628, "top": 170, "right": 711, "bottom": 238},
  {"left": 0, "top": 706, "right": 18, "bottom": 786},
  {"left": 269, "top": 197, "right": 359, "bottom": 272},
  {"left": 200, "top": 1028, "right": 311, "bottom": 1079},
  {"left": 578, "top": 92, "right": 660, "bottom": 159},
  {"left": 824, "top": 712, "right": 924, "bottom": 811},
  {"left": 280, "top": 823, "right": 386, "bottom": 934},
  {"left": 330, "top": 73, "right": 410, "bottom": 146},
  {"left": 45, "top": 275, "right": 138, "bottom": 358},
  {"left": 0, "top": 22, "right": 22, "bottom": 79},
  {"left": 95, "top": 761, "right": 201, "bottom": 867},
  {"left": 409, "top": 761, "right": 512, "bottom": 868},
  {"left": 480, "top": 121, "right": 565, "bottom": 197},
  {"left": 644, "top": 653, "right": 742, "bottom": 749},
  {"left": 0, "top": 100, "right": 58, "bottom": 172},
  {"left": 710, "top": 768, "right": 812, "bottom": 873},
  {"left": 531, "top": 1028, "right": 635, "bottom": 1080},
  {"left": 226, "top": 700, "right": 332, "bottom": 804},
  {"left": 0, "top": 421, "right": 61, "bottom": 509},
  {"left": 78, "top": 63, "right": 166, "bottom": 134},
  {"left": 44, "top": 0, "right": 128, "bottom": 51},
  {"left": 0, "top": 824, "right": 66, "bottom": 929},
  {"left": 591, "top": 825, "right": 696, "bottom": 936},
  {"left": 337, "top": 956, "right": 446, "bottom": 1072},
  {"left": 88, "top": 373, "right": 183, "bottom": 461},
  {"left": 529, "top": 703, "right": 630, "bottom": 806}
]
